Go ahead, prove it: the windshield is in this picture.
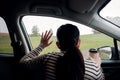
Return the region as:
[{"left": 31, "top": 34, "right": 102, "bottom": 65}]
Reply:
[{"left": 100, "top": 0, "right": 120, "bottom": 27}]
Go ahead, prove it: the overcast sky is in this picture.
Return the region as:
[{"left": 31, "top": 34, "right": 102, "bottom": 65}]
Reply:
[
  {"left": 100, "top": 0, "right": 120, "bottom": 17},
  {"left": 0, "top": 17, "right": 8, "bottom": 33}
]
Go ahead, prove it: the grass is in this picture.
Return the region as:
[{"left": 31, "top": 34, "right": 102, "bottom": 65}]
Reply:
[
  {"left": 30, "top": 34, "right": 113, "bottom": 50},
  {"left": 0, "top": 37, "right": 13, "bottom": 53},
  {"left": 80, "top": 34, "right": 113, "bottom": 50},
  {"left": 29, "top": 36, "right": 59, "bottom": 55},
  {"left": 29, "top": 33, "right": 113, "bottom": 58},
  {"left": 0, "top": 33, "right": 113, "bottom": 58}
]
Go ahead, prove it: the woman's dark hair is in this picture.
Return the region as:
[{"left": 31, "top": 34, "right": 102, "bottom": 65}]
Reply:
[{"left": 56, "top": 24, "right": 85, "bottom": 80}]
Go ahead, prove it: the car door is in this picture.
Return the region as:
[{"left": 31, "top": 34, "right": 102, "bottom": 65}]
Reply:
[{"left": 0, "top": 15, "right": 27, "bottom": 80}]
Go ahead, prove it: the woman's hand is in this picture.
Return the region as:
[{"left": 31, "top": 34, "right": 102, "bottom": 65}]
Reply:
[{"left": 39, "top": 29, "right": 53, "bottom": 49}]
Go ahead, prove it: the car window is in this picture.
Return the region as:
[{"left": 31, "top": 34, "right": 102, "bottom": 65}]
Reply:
[
  {"left": 22, "top": 16, "right": 113, "bottom": 59},
  {"left": 0, "top": 17, "right": 13, "bottom": 54},
  {"left": 100, "top": 0, "right": 120, "bottom": 27}
]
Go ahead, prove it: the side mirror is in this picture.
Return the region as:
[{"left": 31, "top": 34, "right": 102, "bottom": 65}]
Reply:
[{"left": 97, "top": 46, "right": 112, "bottom": 60}]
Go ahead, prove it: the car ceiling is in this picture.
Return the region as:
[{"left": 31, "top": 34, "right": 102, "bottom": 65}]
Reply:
[
  {"left": 0, "top": 0, "right": 108, "bottom": 23},
  {"left": 1, "top": 0, "right": 120, "bottom": 40}
]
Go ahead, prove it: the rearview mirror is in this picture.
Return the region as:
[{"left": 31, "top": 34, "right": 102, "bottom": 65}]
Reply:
[{"left": 98, "top": 46, "right": 112, "bottom": 60}]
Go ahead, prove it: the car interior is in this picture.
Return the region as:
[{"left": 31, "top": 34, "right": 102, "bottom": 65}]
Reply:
[{"left": 0, "top": 0, "right": 120, "bottom": 80}]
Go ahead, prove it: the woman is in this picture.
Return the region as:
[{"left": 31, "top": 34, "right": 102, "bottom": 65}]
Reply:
[{"left": 20, "top": 24, "right": 104, "bottom": 80}]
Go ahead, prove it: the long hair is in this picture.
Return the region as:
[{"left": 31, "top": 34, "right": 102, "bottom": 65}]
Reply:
[{"left": 56, "top": 24, "right": 85, "bottom": 80}]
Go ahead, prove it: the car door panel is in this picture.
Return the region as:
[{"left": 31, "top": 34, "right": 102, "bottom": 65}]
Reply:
[
  {"left": 102, "top": 60, "right": 120, "bottom": 80},
  {"left": 0, "top": 54, "right": 14, "bottom": 80}
]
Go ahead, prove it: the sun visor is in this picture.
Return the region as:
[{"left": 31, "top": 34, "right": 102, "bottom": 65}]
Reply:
[
  {"left": 68, "top": 0, "right": 99, "bottom": 14},
  {"left": 30, "top": 6, "right": 62, "bottom": 16}
]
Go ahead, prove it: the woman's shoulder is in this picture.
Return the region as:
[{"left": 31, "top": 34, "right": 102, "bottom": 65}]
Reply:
[
  {"left": 84, "top": 59, "right": 104, "bottom": 80},
  {"left": 84, "top": 59, "right": 99, "bottom": 69},
  {"left": 44, "top": 52, "right": 64, "bottom": 57},
  {"left": 40, "top": 52, "right": 64, "bottom": 60}
]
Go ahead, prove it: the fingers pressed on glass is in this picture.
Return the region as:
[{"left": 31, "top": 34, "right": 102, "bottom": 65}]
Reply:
[
  {"left": 47, "top": 30, "right": 53, "bottom": 40},
  {"left": 40, "top": 29, "right": 53, "bottom": 48}
]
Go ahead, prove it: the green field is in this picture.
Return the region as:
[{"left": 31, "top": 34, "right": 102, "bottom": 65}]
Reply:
[
  {"left": 0, "top": 37, "right": 13, "bottom": 53},
  {"left": 30, "top": 33, "right": 113, "bottom": 57},
  {"left": 0, "top": 33, "right": 113, "bottom": 58},
  {"left": 80, "top": 33, "right": 113, "bottom": 50}
]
